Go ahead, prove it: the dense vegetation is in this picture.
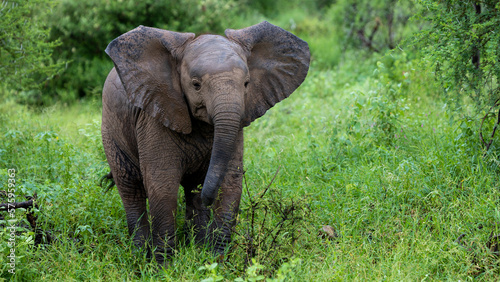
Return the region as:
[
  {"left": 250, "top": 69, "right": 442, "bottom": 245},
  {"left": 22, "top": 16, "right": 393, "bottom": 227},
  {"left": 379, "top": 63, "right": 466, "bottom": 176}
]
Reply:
[
  {"left": 0, "top": 0, "right": 63, "bottom": 103},
  {"left": 2, "top": 0, "right": 500, "bottom": 280}
]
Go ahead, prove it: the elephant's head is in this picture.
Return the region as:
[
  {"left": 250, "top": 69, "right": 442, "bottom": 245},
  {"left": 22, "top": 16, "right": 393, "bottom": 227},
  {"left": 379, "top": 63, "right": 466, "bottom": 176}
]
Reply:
[{"left": 105, "top": 21, "right": 310, "bottom": 206}]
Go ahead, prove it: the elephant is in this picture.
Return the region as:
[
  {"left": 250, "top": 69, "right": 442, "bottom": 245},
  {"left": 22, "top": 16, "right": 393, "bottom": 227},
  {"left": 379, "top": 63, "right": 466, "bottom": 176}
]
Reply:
[{"left": 101, "top": 21, "right": 310, "bottom": 264}]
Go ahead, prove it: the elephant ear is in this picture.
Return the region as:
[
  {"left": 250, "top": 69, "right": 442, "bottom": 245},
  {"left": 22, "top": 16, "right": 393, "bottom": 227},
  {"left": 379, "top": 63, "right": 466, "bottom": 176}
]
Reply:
[
  {"left": 225, "top": 21, "right": 310, "bottom": 126},
  {"left": 105, "top": 26, "right": 195, "bottom": 134}
]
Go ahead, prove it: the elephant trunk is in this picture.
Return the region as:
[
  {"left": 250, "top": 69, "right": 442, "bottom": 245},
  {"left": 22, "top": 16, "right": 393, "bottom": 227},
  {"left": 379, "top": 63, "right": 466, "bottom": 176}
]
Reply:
[{"left": 201, "top": 99, "right": 242, "bottom": 207}]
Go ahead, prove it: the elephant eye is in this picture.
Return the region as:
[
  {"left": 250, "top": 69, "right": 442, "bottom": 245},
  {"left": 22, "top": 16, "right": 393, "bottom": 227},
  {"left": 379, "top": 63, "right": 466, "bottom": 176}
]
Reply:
[
  {"left": 192, "top": 80, "right": 201, "bottom": 91},
  {"left": 244, "top": 81, "right": 249, "bottom": 88}
]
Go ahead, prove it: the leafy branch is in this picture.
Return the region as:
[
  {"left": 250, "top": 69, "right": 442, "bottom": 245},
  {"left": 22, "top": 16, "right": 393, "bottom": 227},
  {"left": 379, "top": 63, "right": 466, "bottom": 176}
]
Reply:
[
  {"left": 230, "top": 166, "right": 311, "bottom": 274},
  {"left": 0, "top": 0, "right": 64, "bottom": 94}
]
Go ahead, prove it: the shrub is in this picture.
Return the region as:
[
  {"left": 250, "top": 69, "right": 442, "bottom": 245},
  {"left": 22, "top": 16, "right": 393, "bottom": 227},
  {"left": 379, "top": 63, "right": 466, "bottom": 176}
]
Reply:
[
  {"left": 412, "top": 0, "right": 500, "bottom": 150},
  {"left": 0, "top": 0, "right": 63, "bottom": 103},
  {"left": 327, "top": 0, "right": 417, "bottom": 53},
  {"left": 44, "top": 0, "right": 241, "bottom": 102}
]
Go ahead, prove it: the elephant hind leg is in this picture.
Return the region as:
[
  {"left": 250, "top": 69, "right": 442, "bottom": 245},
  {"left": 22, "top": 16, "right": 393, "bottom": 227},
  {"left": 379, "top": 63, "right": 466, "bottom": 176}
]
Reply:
[
  {"left": 119, "top": 182, "right": 150, "bottom": 253},
  {"left": 103, "top": 139, "right": 150, "bottom": 251}
]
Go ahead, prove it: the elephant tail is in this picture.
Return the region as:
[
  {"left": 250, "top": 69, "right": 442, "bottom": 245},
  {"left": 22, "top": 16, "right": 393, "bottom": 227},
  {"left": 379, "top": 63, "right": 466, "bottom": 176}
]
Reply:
[{"left": 99, "top": 172, "right": 115, "bottom": 192}]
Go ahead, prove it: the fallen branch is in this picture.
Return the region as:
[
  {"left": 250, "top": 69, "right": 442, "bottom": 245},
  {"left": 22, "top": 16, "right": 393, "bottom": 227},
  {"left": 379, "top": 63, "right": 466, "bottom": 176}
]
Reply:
[{"left": 0, "top": 199, "right": 37, "bottom": 212}]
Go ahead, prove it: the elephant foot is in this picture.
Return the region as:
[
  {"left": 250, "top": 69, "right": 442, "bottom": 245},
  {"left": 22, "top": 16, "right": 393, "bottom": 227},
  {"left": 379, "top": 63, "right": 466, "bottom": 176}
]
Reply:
[
  {"left": 153, "top": 245, "right": 175, "bottom": 265},
  {"left": 207, "top": 212, "right": 236, "bottom": 256},
  {"left": 184, "top": 207, "right": 211, "bottom": 245}
]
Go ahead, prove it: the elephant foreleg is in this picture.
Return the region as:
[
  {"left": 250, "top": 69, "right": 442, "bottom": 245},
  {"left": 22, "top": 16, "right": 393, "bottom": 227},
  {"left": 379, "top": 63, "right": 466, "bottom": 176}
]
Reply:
[
  {"left": 136, "top": 115, "right": 186, "bottom": 264},
  {"left": 146, "top": 181, "right": 179, "bottom": 264}
]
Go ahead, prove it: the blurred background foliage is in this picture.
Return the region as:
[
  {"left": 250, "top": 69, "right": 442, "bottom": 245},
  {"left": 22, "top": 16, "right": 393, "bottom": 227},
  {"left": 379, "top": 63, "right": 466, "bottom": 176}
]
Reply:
[
  {"left": 413, "top": 0, "right": 500, "bottom": 110},
  {"left": 0, "top": 0, "right": 63, "bottom": 102},
  {"left": 3, "top": 0, "right": 419, "bottom": 106},
  {"left": 2, "top": 0, "right": 500, "bottom": 123}
]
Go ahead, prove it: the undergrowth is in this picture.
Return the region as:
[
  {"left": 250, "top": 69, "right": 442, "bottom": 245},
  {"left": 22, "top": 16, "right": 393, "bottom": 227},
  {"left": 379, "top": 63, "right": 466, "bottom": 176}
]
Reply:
[{"left": 1, "top": 51, "right": 500, "bottom": 280}]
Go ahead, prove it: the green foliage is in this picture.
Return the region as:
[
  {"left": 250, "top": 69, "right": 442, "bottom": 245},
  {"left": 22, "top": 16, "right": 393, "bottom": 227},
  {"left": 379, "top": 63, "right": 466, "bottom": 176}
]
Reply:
[
  {"left": 233, "top": 257, "right": 301, "bottom": 282},
  {"left": 43, "top": 0, "right": 241, "bottom": 102},
  {"left": 200, "top": 258, "right": 302, "bottom": 282},
  {"left": 198, "top": 262, "right": 224, "bottom": 282},
  {"left": 0, "top": 0, "right": 63, "bottom": 102},
  {"left": 50, "top": 0, "right": 240, "bottom": 59},
  {"left": 3, "top": 1, "right": 500, "bottom": 280},
  {"left": 2, "top": 50, "right": 500, "bottom": 280},
  {"left": 413, "top": 0, "right": 500, "bottom": 112},
  {"left": 13, "top": 0, "right": 427, "bottom": 103},
  {"left": 327, "top": 0, "right": 417, "bottom": 52},
  {"left": 235, "top": 259, "right": 265, "bottom": 281},
  {"left": 232, "top": 175, "right": 310, "bottom": 271},
  {"left": 268, "top": 9, "right": 343, "bottom": 68},
  {"left": 38, "top": 0, "right": 426, "bottom": 102},
  {"left": 247, "top": 0, "right": 326, "bottom": 16}
]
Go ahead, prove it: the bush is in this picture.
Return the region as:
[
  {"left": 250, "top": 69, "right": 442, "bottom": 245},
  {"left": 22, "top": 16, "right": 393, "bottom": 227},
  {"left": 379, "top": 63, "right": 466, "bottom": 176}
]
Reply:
[
  {"left": 0, "top": 0, "right": 63, "bottom": 103},
  {"left": 43, "top": 0, "right": 242, "bottom": 103},
  {"left": 412, "top": 0, "right": 500, "bottom": 149},
  {"left": 327, "top": 0, "right": 417, "bottom": 53}
]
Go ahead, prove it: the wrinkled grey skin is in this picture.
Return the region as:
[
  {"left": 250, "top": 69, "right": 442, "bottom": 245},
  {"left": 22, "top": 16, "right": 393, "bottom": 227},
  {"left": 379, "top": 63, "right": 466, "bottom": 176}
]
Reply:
[{"left": 101, "top": 21, "right": 310, "bottom": 264}]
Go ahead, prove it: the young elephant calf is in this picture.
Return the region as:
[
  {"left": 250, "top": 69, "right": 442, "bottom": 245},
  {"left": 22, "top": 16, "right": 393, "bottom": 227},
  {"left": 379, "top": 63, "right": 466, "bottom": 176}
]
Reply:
[{"left": 101, "top": 21, "right": 310, "bottom": 264}]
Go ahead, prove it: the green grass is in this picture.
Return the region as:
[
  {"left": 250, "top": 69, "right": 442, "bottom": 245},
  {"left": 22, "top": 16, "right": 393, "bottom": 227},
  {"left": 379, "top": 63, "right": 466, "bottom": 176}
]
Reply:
[{"left": 2, "top": 51, "right": 500, "bottom": 281}]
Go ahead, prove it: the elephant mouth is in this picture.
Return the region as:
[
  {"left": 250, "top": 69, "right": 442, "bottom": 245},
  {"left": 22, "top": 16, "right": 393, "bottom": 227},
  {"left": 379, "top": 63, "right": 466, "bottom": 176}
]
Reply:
[{"left": 193, "top": 105, "right": 209, "bottom": 124}]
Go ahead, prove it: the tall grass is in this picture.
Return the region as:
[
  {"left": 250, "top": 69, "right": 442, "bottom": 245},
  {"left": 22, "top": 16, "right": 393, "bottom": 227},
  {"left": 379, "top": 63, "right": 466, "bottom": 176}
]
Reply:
[{"left": 1, "top": 50, "right": 500, "bottom": 280}]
